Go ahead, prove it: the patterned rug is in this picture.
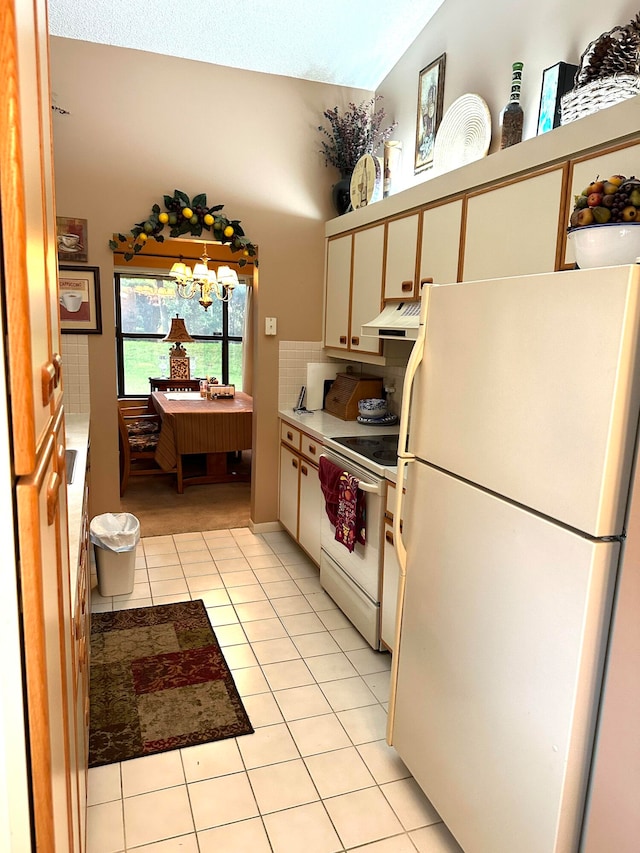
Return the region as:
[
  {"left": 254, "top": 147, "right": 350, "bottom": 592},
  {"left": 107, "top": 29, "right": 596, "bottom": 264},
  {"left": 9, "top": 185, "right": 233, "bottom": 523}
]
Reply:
[{"left": 89, "top": 600, "right": 253, "bottom": 767}]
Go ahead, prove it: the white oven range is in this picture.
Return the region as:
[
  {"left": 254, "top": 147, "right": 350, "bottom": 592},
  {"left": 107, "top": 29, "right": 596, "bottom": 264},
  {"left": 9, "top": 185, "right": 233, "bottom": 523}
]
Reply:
[{"left": 318, "top": 441, "right": 392, "bottom": 651}]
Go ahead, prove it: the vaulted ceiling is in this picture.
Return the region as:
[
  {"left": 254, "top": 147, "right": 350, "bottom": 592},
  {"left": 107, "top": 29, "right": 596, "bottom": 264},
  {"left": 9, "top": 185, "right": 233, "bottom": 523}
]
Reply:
[{"left": 48, "top": 0, "right": 446, "bottom": 90}]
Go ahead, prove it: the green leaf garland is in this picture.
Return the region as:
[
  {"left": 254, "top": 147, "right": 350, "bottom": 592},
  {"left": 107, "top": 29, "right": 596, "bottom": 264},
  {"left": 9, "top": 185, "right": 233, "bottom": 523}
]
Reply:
[{"left": 109, "top": 189, "right": 258, "bottom": 265}]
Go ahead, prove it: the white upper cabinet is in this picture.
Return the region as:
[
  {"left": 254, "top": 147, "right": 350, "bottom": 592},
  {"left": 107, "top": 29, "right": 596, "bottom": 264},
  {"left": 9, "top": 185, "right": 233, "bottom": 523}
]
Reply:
[
  {"left": 463, "top": 167, "right": 565, "bottom": 282},
  {"left": 384, "top": 213, "right": 420, "bottom": 301},
  {"left": 324, "top": 234, "right": 352, "bottom": 349},
  {"left": 419, "top": 198, "right": 463, "bottom": 287},
  {"left": 350, "top": 224, "right": 384, "bottom": 354}
]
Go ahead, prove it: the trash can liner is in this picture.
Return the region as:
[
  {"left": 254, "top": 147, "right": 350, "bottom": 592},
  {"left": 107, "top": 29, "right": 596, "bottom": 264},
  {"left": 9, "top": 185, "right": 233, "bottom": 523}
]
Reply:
[{"left": 90, "top": 513, "right": 140, "bottom": 552}]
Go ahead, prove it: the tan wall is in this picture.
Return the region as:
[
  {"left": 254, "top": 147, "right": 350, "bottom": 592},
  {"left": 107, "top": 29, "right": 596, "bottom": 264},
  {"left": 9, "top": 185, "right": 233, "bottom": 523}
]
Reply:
[
  {"left": 376, "top": 0, "right": 639, "bottom": 193},
  {"left": 50, "top": 38, "right": 367, "bottom": 522}
]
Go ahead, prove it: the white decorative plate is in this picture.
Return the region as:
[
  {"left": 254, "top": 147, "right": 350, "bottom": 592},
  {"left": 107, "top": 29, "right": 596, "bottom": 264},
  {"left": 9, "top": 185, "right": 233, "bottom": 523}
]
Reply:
[
  {"left": 350, "top": 154, "right": 383, "bottom": 209},
  {"left": 432, "top": 94, "right": 492, "bottom": 173}
]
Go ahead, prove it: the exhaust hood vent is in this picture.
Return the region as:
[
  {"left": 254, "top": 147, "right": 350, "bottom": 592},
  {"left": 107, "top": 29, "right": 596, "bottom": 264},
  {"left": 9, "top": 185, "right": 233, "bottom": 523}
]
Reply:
[{"left": 361, "top": 301, "right": 421, "bottom": 341}]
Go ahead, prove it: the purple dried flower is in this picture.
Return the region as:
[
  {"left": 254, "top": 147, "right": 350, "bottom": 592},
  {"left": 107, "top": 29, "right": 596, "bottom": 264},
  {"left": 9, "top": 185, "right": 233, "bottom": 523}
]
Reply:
[{"left": 318, "top": 96, "right": 398, "bottom": 175}]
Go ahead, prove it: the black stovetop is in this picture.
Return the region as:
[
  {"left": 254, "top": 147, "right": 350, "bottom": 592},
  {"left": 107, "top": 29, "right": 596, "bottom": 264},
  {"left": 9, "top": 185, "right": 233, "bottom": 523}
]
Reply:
[{"left": 331, "top": 434, "right": 399, "bottom": 467}]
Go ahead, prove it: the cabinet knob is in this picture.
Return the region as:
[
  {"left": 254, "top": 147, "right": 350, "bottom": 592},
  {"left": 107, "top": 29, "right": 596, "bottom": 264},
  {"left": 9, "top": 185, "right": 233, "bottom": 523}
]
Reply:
[
  {"left": 286, "top": 431, "right": 293, "bottom": 441},
  {"left": 385, "top": 530, "right": 394, "bottom": 545},
  {"left": 308, "top": 444, "right": 316, "bottom": 455},
  {"left": 46, "top": 471, "right": 61, "bottom": 526},
  {"left": 292, "top": 458, "right": 298, "bottom": 469},
  {"left": 52, "top": 352, "right": 63, "bottom": 387},
  {"left": 339, "top": 336, "right": 347, "bottom": 345},
  {"left": 384, "top": 509, "right": 394, "bottom": 523},
  {"left": 401, "top": 280, "right": 414, "bottom": 292},
  {"left": 301, "top": 465, "right": 308, "bottom": 476},
  {"left": 351, "top": 336, "right": 360, "bottom": 346},
  {"left": 420, "top": 277, "right": 434, "bottom": 287},
  {"left": 41, "top": 361, "right": 56, "bottom": 406}
]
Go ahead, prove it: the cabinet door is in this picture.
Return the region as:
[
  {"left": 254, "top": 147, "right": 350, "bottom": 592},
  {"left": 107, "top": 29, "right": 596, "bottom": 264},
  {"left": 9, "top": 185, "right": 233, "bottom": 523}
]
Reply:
[
  {"left": 298, "top": 460, "right": 322, "bottom": 565},
  {"left": 384, "top": 213, "right": 419, "bottom": 300},
  {"left": 16, "top": 433, "right": 73, "bottom": 852},
  {"left": 565, "top": 141, "right": 640, "bottom": 266},
  {"left": 5, "top": 0, "right": 61, "bottom": 474},
  {"left": 463, "top": 167, "right": 564, "bottom": 281},
  {"left": 278, "top": 444, "right": 300, "bottom": 538},
  {"left": 350, "top": 224, "right": 384, "bottom": 354},
  {"left": 419, "top": 198, "right": 463, "bottom": 286},
  {"left": 324, "top": 234, "right": 352, "bottom": 349}
]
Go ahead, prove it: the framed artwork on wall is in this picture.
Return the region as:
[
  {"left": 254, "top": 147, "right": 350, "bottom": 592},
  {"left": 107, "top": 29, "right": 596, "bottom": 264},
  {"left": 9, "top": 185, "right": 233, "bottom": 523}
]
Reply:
[
  {"left": 56, "top": 216, "right": 88, "bottom": 263},
  {"left": 59, "top": 265, "right": 102, "bottom": 334},
  {"left": 414, "top": 53, "right": 446, "bottom": 173},
  {"left": 537, "top": 62, "right": 578, "bottom": 135}
]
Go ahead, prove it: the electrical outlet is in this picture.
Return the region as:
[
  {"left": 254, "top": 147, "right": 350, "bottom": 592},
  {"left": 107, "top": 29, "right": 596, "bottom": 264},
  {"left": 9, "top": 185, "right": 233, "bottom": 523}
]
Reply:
[{"left": 265, "top": 317, "right": 277, "bottom": 335}]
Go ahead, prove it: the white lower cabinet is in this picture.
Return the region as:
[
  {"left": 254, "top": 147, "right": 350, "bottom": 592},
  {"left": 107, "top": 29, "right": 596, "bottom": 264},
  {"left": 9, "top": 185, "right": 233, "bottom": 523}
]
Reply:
[
  {"left": 381, "top": 481, "right": 401, "bottom": 651},
  {"left": 278, "top": 423, "right": 323, "bottom": 565}
]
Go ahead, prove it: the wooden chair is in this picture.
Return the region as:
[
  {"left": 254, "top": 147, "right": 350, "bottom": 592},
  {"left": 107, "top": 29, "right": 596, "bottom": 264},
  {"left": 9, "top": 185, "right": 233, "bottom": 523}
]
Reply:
[
  {"left": 117, "top": 397, "right": 174, "bottom": 496},
  {"left": 149, "top": 377, "right": 202, "bottom": 392}
]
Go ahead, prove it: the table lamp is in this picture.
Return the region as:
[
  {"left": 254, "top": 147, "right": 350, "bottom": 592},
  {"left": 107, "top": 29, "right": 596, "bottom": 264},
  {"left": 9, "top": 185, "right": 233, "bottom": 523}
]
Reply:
[{"left": 162, "top": 315, "right": 194, "bottom": 379}]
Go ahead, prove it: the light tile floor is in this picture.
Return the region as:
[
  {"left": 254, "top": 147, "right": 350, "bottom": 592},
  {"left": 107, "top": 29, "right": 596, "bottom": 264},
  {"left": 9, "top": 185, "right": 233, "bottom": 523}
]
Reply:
[{"left": 88, "top": 528, "right": 464, "bottom": 853}]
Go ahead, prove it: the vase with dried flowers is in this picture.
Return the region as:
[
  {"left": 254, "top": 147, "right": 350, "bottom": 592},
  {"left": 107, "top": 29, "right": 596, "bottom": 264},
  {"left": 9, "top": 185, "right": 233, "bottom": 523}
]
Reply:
[{"left": 318, "top": 96, "right": 398, "bottom": 215}]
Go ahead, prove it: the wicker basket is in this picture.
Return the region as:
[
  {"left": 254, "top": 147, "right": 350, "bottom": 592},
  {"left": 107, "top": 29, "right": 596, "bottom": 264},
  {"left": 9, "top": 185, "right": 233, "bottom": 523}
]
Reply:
[{"left": 561, "top": 74, "right": 640, "bottom": 125}]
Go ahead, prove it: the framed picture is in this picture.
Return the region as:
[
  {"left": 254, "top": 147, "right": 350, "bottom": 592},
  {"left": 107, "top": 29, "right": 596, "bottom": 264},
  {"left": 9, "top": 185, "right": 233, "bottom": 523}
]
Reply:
[
  {"left": 58, "top": 265, "right": 102, "bottom": 334},
  {"left": 415, "top": 53, "right": 446, "bottom": 173},
  {"left": 56, "top": 216, "right": 88, "bottom": 263},
  {"left": 537, "top": 62, "right": 578, "bottom": 135}
]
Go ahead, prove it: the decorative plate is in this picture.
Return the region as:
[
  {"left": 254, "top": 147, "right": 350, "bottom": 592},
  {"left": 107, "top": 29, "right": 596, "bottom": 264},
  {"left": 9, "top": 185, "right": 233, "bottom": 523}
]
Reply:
[
  {"left": 356, "top": 413, "right": 399, "bottom": 426},
  {"left": 350, "top": 154, "right": 383, "bottom": 210},
  {"left": 432, "top": 94, "right": 492, "bottom": 174}
]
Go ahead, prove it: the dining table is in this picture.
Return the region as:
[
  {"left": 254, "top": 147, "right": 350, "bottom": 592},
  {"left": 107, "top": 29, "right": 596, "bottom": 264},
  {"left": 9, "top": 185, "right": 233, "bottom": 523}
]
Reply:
[{"left": 151, "top": 390, "right": 253, "bottom": 493}]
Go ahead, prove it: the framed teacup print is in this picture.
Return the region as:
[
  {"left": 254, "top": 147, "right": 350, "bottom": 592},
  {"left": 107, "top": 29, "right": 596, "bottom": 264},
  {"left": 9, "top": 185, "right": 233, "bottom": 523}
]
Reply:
[
  {"left": 415, "top": 53, "right": 446, "bottom": 173},
  {"left": 59, "top": 265, "right": 102, "bottom": 334},
  {"left": 56, "top": 216, "right": 88, "bottom": 263}
]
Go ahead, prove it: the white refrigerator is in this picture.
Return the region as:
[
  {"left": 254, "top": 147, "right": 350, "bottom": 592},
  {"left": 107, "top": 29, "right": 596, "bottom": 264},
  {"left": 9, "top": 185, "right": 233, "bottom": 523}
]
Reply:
[{"left": 388, "top": 265, "right": 640, "bottom": 853}]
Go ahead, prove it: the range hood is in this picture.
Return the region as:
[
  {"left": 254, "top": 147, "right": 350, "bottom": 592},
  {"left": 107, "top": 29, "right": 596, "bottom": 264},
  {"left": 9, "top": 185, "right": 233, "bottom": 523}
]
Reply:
[{"left": 361, "top": 301, "right": 421, "bottom": 341}]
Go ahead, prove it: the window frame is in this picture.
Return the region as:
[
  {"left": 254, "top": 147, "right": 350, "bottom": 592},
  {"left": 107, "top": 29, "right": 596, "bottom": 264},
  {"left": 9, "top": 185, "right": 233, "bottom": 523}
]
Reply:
[{"left": 114, "top": 271, "right": 246, "bottom": 396}]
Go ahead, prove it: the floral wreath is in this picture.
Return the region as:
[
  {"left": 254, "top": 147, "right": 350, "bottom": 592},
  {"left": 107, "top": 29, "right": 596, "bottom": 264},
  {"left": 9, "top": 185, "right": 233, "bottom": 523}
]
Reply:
[{"left": 109, "top": 189, "right": 258, "bottom": 264}]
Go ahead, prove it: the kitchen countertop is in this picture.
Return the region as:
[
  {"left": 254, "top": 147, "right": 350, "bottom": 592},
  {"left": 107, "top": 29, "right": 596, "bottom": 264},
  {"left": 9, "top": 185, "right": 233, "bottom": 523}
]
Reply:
[
  {"left": 279, "top": 408, "right": 399, "bottom": 482},
  {"left": 65, "top": 413, "right": 90, "bottom": 604}
]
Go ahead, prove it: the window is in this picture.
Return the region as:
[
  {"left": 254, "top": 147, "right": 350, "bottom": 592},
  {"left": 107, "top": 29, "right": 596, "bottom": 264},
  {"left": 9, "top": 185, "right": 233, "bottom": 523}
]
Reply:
[{"left": 115, "top": 272, "right": 248, "bottom": 396}]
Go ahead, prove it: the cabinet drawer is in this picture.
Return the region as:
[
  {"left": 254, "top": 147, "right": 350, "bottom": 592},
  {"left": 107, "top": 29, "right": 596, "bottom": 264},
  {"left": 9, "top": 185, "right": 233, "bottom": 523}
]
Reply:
[
  {"left": 301, "top": 434, "right": 322, "bottom": 462},
  {"left": 280, "top": 422, "right": 301, "bottom": 450}
]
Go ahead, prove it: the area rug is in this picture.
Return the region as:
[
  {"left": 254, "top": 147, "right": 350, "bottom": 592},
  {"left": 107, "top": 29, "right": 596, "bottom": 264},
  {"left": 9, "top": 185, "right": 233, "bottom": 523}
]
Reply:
[{"left": 89, "top": 600, "right": 253, "bottom": 767}]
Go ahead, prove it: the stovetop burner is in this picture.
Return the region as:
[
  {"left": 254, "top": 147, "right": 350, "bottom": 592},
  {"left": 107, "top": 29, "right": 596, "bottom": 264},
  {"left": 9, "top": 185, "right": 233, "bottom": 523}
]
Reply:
[{"left": 331, "top": 434, "right": 399, "bottom": 467}]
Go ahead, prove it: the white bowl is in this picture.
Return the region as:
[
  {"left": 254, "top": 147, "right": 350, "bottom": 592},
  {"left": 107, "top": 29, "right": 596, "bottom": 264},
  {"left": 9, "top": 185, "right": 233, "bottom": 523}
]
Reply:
[
  {"left": 567, "top": 222, "right": 640, "bottom": 269},
  {"left": 358, "top": 398, "right": 387, "bottom": 417}
]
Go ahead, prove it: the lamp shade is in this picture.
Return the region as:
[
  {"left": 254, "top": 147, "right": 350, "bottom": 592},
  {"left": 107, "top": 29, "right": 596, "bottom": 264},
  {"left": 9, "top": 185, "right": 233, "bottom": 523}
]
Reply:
[
  {"left": 162, "top": 315, "right": 194, "bottom": 343},
  {"left": 217, "top": 266, "right": 240, "bottom": 288}
]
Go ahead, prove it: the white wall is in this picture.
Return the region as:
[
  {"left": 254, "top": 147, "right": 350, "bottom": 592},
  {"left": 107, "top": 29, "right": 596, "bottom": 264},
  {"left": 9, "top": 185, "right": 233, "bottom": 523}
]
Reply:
[{"left": 376, "top": 0, "right": 639, "bottom": 192}]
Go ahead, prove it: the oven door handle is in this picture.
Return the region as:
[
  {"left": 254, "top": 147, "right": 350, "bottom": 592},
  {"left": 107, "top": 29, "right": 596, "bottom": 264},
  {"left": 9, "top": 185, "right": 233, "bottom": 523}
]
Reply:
[{"left": 318, "top": 454, "right": 384, "bottom": 495}]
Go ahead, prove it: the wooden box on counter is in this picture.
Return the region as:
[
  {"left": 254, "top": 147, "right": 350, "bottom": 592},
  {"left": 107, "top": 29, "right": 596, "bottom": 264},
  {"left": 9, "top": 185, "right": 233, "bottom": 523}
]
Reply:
[{"left": 324, "top": 373, "right": 383, "bottom": 420}]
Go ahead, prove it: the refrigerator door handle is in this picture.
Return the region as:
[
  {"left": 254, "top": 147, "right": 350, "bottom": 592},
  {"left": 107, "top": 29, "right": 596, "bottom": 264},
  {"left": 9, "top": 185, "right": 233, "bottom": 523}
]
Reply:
[{"left": 388, "top": 287, "right": 430, "bottom": 745}]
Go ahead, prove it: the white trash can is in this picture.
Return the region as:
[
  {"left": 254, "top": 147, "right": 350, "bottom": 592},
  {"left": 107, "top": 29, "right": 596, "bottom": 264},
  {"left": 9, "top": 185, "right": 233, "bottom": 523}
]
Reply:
[{"left": 90, "top": 513, "right": 140, "bottom": 596}]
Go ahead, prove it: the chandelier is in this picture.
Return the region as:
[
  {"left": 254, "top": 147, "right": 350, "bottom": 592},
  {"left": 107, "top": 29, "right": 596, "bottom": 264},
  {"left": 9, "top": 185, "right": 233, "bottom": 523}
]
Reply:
[{"left": 169, "top": 245, "right": 239, "bottom": 311}]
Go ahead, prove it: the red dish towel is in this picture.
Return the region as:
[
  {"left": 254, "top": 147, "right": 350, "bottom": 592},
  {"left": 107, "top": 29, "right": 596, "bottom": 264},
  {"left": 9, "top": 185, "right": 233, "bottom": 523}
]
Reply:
[
  {"left": 318, "top": 457, "right": 366, "bottom": 552},
  {"left": 319, "top": 456, "right": 342, "bottom": 528},
  {"left": 335, "top": 472, "right": 366, "bottom": 552}
]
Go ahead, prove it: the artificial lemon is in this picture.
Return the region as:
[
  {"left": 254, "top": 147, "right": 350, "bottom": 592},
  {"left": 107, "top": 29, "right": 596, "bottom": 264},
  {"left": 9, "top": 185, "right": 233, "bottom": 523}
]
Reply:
[
  {"left": 224, "top": 225, "right": 234, "bottom": 238},
  {"left": 203, "top": 213, "right": 214, "bottom": 226},
  {"left": 182, "top": 207, "right": 193, "bottom": 219},
  {"left": 158, "top": 212, "right": 169, "bottom": 224},
  {"left": 138, "top": 233, "right": 148, "bottom": 242}
]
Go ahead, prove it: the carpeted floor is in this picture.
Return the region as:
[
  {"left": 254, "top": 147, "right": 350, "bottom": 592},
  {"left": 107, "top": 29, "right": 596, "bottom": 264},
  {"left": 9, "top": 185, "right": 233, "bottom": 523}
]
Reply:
[
  {"left": 89, "top": 600, "right": 253, "bottom": 767},
  {"left": 119, "top": 452, "right": 251, "bottom": 537}
]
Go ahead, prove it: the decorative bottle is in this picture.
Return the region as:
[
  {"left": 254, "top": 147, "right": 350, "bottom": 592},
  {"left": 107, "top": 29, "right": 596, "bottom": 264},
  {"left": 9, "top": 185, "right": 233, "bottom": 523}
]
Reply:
[{"left": 500, "top": 62, "right": 524, "bottom": 149}]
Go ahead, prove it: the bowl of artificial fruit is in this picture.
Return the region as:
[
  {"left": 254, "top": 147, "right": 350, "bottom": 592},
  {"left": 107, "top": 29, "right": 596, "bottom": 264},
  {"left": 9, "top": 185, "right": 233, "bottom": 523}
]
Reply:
[{"left": 567, "top": 174, "right": 640, "bottom": 269}]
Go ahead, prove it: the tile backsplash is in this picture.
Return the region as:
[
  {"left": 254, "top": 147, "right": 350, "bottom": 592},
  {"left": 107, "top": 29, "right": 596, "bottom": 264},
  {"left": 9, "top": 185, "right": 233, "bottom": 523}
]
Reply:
[
  {"left": 61, "top": 334, "right": 90, "bottom": 413},
  {"left": 278, "top": 341, "right": 410, "bottom": 414}
]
